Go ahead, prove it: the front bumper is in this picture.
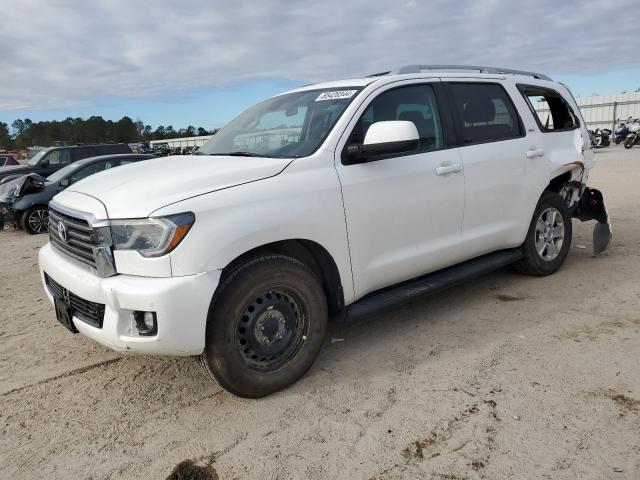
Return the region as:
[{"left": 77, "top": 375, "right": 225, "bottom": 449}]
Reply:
[
  {"left": 0, "top": 202, "right": 15, "bottom": 227},
  {"left": 39, "top": 242, "right": 221, "bottom": 355}
]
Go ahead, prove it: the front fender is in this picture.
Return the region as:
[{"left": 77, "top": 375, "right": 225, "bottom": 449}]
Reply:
[{"left": 157, "top": 158, "right": 356, "bottom": 303}]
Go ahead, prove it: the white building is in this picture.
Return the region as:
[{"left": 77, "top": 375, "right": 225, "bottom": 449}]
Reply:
[
  {"left": 149, "top": 135, "right": 212, "bottom": 150},
  {"left": 534, "top": 90, "right": 640, "bottom": 131}
]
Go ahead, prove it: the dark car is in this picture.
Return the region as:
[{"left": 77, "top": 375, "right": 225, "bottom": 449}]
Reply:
[
  {"left": 0, "top": 154, "right": 19, "bottom": 166},
  {"left": 0, "top": 144, "right": 131, "bottom": 185},
  {"left": 0, "top": 154, "right": 154, "bottom": 234}
]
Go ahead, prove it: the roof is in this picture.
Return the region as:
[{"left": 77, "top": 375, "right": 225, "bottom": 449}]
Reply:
[{"left": 283, "top": 65, "right": 555, "bottom": 95}]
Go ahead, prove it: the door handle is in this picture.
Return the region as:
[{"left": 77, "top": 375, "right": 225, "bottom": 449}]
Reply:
[
  {"left": 526, "top": 148, "right": 545, "bottom": 158},
  {"left": 435, "top": 163, "right": 463, "bottom": 176}
]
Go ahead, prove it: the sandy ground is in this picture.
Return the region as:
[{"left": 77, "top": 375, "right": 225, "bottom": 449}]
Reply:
[{"left": 1, "top": 146, "right": 639, "bottom": 480}]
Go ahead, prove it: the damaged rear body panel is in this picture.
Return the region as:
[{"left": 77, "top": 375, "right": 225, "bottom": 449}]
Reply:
[
  {"left": 551, "top": 148, "right": 611, "bottom": 257},
  {"left": 534, "top": 83, "right": 612, "bottom": 257}
]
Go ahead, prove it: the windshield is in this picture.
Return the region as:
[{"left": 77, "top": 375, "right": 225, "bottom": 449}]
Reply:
[
  {"left": 46, "top": 162, "right": 80, "bottom": 182},
  {"left": 27, "top": 149, "right": 49, "bottom": 166},
  {"left": 198, "top": 88, "right": 362, "bottom": 158}
]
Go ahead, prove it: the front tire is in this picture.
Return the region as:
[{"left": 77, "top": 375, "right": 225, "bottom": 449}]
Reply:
[
  {"left": 513, "top": 191, "right": 572, "bottom": 276},
  {"left": 21, "top": 206, "right": 49, "bottom": 234},
  {"left": 624, "top": 135, "right": 636, "bottom": 149},
  {"left": 201, "top": 254, "right": 328, "bottom": 398}
]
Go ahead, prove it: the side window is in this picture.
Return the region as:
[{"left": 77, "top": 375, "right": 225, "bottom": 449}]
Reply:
[
  {"left": 519, "top": 86, "right": 579, "bottom": 132},
  {"left": 45, "top": 149, "right": 72, "bottom": 165},
  {"left": 73, "top": 147, "right": 97, "bottom": 161},
  {"left": 448, "top": 83, "right": 522, "bottom": 144},
  {"left": 348, "top": 84, "right": 444, "bottom": 153},
  {"left": 69, "top": 161, "right": 113, "bottom": 184},
  {"left": 118, "top": 158, "right": 138, "bottom": 166}
]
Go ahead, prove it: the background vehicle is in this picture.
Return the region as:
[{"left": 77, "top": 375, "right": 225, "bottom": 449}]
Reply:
[
  {"left": 614, "top": 118, "right": 632, "bottom": 144},
  {"left": 39, "top": 65, "right": 611, "bottom": 398},
  {"left": 0, "top": 143, "right": 131, "bottom": 184},
  {"left": 0, "top": 154, "right": 19, "bottom": 166},
  {"left": 624, "top": 120, "right": 640, "bottom": 149},
  {"left": 4, "top": 154, "right": 154, "bottom": 234},
  {"left": 589, "top": 128, "right": 611, "bottom": 148}
]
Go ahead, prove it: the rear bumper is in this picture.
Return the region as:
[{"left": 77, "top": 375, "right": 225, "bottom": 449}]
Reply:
[
  {"left": 571, "top": 187, "right": 612, "bottom": 256},
  {"left": 39, "top": 242, "right": 221, "bottom": 355}
]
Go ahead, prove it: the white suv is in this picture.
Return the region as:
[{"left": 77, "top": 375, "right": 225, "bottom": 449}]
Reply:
[{"left": 39, "top": 65, "right": 611, "bottom": 397}]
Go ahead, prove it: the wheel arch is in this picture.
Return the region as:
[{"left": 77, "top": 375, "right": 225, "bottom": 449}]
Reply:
[{"left": 219, "top": 239, "right": 345, "bottom": 317}]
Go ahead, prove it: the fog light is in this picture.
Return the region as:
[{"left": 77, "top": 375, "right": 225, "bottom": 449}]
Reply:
[{"left": 133, "top": 311, "right": 157, "bottom": 336}]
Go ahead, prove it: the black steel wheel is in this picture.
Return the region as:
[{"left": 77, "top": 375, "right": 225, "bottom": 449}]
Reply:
[
  {"left": 236, "top": 288, "right": 309, "bottom": 372},
  {"left": 201, "top": 254, "right": 328, "bottom": 398}
]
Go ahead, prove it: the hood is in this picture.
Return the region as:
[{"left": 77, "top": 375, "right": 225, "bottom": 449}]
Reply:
[
  {"left": 0, "top": 173, "right": 46, "bottom": 203},
  {"left": 66, "top": 154, "right": 293, "bottom": 218}
]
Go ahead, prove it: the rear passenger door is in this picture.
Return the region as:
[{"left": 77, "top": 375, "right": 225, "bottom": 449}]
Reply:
[{"left": 445, "top": 81, "right": 532, "bottom": 257}]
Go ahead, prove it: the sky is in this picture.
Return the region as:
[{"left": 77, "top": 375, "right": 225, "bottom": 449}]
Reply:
[{"left": 1, "top": 0, "right": 638, "bottom": 131}]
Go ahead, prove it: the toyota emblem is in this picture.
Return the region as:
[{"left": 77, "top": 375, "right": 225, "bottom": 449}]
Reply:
[{"left": 57, "top": 221, "right": 68, "bottom": 242}]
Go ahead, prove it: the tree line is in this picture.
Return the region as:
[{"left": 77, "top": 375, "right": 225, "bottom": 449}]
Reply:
[{"left": 0, "top": 116, "right": 217, "bottom": 150}]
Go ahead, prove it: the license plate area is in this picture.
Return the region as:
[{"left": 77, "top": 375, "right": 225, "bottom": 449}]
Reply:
[{"left": 54, "top": 297, "right": 78, "bottom": 333}]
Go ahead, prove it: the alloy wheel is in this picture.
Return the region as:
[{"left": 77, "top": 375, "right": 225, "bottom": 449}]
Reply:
[
  {"left": 28, "top": 209, "right": 49, "bottom": 233},
  {"left": 534, "top": 207, "right": 564, "bottom": 261}
]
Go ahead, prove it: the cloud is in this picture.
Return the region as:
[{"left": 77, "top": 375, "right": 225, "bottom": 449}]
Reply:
[{"left": 0, "top": 0, "right": 637, "bottom": 111}]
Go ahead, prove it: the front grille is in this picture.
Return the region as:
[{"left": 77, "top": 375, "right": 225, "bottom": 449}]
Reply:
[
  {"left": 49, "top": 208, "right": 97, "bottom": 269},
  {"left": 45, "top": 273, "right": 105, "bottom": 328}
]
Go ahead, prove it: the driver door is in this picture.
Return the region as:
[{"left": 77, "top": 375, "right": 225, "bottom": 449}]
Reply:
[
  {"left": 335, "top": 82, "right": 466, "bottom": 299},
  {"left": 41, "top": 149, "right": 72, "bottom": 176}
]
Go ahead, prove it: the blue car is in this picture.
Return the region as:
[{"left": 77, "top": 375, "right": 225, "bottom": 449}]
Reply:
[{"left": 0, "top": 154, "right": 154, "bottom": 234}]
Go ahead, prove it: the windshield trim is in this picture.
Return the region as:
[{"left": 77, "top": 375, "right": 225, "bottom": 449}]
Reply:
[{"left": 199, "top": 86, "right": 364, "bottom": 159}]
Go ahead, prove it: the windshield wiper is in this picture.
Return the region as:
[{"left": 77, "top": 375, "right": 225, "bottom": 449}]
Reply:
[{"left": 210, "top": 152, "right": 264, "bottom": 157}]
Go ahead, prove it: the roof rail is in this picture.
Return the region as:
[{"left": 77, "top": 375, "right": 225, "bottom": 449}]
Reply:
[{"left": 395, "top": 64, "right": 552, "bottom": 81}]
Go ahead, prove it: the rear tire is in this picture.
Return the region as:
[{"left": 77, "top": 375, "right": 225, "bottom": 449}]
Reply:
[
  {"left": 201, "top": 254, "right": 327, "bottom": 398},
  {"left": 513, "top": 191, "right": 572, "bottom": 276},
  {"left": 21, "top": 206, "right": 49, "bottom": 234}
]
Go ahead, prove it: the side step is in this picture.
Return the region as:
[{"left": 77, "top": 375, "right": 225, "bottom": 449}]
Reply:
[{"left": 346, "top": 249, "right": 523, "bottom": 320}]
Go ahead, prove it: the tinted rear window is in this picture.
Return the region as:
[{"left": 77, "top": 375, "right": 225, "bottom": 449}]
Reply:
[{"left": 448, "top": 83, "right": 523, "bottom": 145}]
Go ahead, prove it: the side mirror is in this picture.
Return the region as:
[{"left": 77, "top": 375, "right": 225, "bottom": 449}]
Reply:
[
  {"left": 59, "top": 178, "right": 70, "bottom": 188},
  {"left": 345, "top": 121, "right": 419, "bottom": 164}
]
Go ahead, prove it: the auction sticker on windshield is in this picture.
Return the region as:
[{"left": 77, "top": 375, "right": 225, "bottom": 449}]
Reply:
[{"left": 315, "top": 90, "right": 358, "bottom": 101}]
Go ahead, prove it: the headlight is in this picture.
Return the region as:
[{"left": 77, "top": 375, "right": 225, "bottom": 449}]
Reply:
[{"left": 110, "top": 212, "right": 195, "bottom": 258}]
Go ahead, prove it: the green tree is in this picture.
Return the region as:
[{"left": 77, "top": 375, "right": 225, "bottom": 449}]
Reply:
[
  {"left": 0, "top": 122, "right": 14, "bottom": 149},
  {"left": 154, "top": 125, "right": 166, "bottom": 139}
]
